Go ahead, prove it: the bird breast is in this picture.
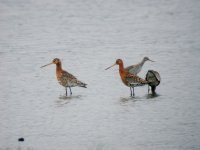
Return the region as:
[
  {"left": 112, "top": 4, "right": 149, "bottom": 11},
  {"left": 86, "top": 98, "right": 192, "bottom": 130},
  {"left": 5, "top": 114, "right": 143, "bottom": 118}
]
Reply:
[{"left": 119, "top": 70, "right": 129, "bottom": 86}]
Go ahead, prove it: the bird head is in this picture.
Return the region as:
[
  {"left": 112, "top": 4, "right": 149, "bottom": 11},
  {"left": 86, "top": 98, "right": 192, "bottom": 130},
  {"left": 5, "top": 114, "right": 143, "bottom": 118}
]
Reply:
[
  {"left": 52, "top": 58, "right": 61, "bottom": 64},
  {"left": 116, "top": 59, "right": 123, "bottom": 65},
  {"left": 105, "top": 59, "right": 123, "bottom": 70},
  {"left": 40, "top": 58, "right": 61, "bottom": 68},
  {"left": 143, "top": 57, "right": 155, "bottom": 62}
]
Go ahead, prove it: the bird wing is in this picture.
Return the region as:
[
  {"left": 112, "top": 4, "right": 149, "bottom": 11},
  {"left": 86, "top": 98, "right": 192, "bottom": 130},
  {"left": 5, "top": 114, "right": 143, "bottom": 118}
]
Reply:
[
  {"left": 59, "top": 71, "right": 78, "bottom": 86},
  {"left": 62, "top": 71, "right": 87, "bottom": 87},
  {"left": 125, "top": 73, "right": 148, "bottom": 87},
  {"left": 145, "top": 70, "right": 161, "bottom": 86},
  {"left": 153, "top": 70, "right": 161, "bottom": 82},
  {"left": 62, "top": 70, "right": 77, "bottom": 80}
]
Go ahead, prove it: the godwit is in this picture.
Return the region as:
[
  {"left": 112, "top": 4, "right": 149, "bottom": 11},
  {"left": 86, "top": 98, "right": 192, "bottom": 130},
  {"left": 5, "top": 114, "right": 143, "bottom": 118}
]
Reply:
[
  {"left": 105, "top": 59, "right": 148, "bottom": 96},
  {"left": 41, "top": 58, "right": 87, "bottom": 96},
  {"left": 125, "top": 57, "right": 154, "bottom": 75}
]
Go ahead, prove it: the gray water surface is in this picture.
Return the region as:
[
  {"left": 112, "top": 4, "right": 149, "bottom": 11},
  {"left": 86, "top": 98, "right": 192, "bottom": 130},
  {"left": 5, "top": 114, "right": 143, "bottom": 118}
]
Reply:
[{"left": 1, "top": 0, "right": 200, "bottom": 149}]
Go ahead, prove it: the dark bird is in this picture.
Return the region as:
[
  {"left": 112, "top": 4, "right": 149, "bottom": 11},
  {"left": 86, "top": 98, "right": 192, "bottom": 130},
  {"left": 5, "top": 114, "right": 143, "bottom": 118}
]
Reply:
[{"left": 146, "top": 70, "right": 161, "bottom": 94}]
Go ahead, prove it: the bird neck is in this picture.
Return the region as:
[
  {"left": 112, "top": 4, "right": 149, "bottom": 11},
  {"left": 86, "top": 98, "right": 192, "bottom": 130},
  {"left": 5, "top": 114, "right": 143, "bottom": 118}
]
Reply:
[
  {"left": 56, "top": 62, "right": 62, "bottom": 73},
  {"left": 140, "top": 59, "right": 146, "bottom": 66},
  {"left": 118, "top": 63, "right": 128, "bottom": 86},
  {"left": 118, "top": 63, "right": 127, "bottom": 77}
]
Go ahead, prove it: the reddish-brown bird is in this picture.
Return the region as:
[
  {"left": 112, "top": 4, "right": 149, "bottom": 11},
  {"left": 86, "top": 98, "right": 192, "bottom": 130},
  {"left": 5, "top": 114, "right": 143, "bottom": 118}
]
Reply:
[
  {"left": 105, "top": 59, "right": 148, "bottom": 96},
  {"left": 41, "top": 58, "right": 87, "bottom": 96}
]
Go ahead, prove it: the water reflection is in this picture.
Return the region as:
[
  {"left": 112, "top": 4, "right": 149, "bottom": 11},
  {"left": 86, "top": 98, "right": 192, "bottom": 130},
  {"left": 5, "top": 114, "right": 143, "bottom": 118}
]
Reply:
[
  {"left": 145, "top": 93, "right": 160, "bottom": 99},
  {"left": 59, "top": 95, "right": 82, "bottom": 100},
  {"left": 55, "top": 95, "right": 82, "bottom": 107},
  {"left": 119, "top": 96, "right": 142, "bottom": 104},
  {"left": 120, "top": 93, "right": 160, "bottom": 105}
]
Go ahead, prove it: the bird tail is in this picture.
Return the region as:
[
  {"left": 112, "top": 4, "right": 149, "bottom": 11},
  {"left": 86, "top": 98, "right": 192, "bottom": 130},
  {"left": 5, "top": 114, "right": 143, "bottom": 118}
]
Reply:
[{"left": 77, "top": 81, "right": 87, "bottom": 88}]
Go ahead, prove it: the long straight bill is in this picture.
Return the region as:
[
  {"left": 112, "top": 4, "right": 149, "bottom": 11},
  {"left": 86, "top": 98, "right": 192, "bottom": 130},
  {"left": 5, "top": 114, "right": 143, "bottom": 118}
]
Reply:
[
  {"left": 149, "top": 59, "right": 155, "bottom": 62},
  {"left": 105, "top": 63, "right": 116, "bottom": 70},
  {"left": 40, "top": 62, "right": 53, "bottom": 68}
]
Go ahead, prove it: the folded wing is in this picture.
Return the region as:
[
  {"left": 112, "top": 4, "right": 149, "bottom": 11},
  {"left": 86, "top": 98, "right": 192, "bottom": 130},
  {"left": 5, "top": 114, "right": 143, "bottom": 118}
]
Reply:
[{"left": 125, "top": 73, "right": 148, "bottom": 87}]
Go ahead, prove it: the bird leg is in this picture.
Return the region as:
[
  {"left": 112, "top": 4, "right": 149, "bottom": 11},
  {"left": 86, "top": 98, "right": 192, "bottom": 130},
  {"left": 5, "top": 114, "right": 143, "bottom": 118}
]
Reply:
[
  {"left": 69, "top": 87, "right": 72, "bottom": 95},
  {"left": 132, "top": 87, "right": 135, "bottom": 96},
  {"left": 148, "top": 85, "right": 150, "bottom": 94},
  {"left": 130, "top": 87, "right": 132, "bottom": 97},
  {"left": 151, "top": 86, "right": 156, "bottom": 95},
  {"left": 65, "top": 87, "right": 68, "bottom": 96}
]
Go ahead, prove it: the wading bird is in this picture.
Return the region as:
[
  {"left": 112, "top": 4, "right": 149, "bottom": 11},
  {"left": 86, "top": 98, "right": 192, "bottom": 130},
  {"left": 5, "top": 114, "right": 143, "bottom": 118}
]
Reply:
[
  {"left": 146, "top": 70, "right": 161, "bottom": 94},
  {"left": 41, "top": 58, "right": 87, "bottom": 96},
  {"left": 105, "top": 59, "right": 148, "bottom": 96},
  {"left": 125, "top": 57, "right": 154, "bottom": 75}
]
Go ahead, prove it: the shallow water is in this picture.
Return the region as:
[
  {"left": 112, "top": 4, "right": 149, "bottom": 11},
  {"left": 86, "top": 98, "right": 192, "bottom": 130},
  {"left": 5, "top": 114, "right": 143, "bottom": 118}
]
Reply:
[{"left": 1, "top": 0, "right": 200, "bottom": 149}]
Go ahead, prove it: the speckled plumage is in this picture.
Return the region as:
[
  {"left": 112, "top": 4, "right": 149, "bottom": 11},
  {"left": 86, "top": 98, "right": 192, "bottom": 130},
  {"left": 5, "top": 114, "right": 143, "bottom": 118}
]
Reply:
[
  {"left": 57, "top": 70, "right": 86, "bottom": 88},
  {"left": 126, "top": 73, "right": 148, "bottom": 87}
]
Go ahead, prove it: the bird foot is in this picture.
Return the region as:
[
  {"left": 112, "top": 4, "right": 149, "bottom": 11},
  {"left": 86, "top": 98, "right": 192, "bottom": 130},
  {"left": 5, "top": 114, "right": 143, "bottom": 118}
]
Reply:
[{"left": 130, "top": 94, "right": 135, "bottom": 97}]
